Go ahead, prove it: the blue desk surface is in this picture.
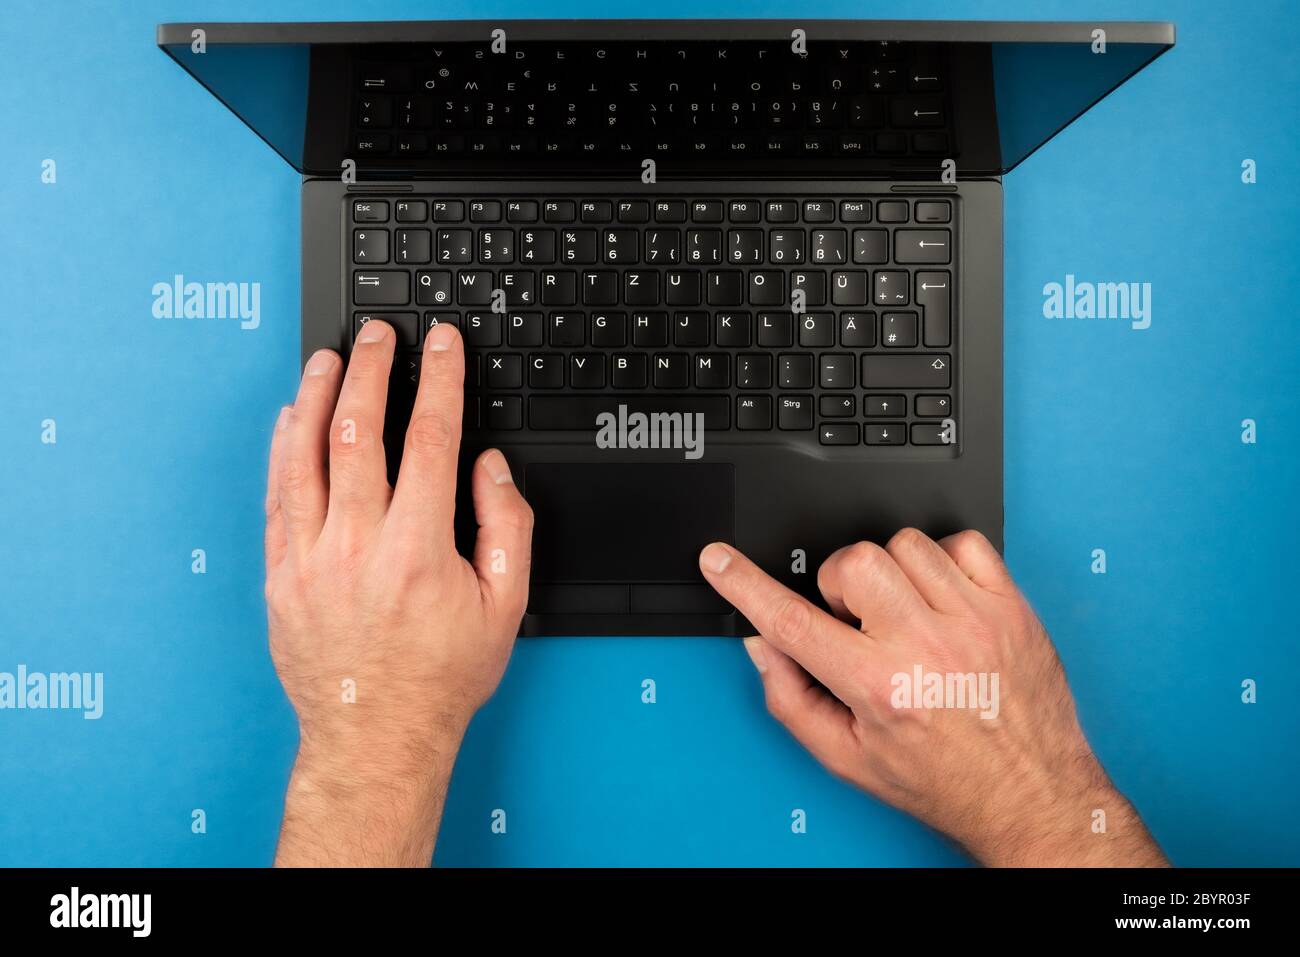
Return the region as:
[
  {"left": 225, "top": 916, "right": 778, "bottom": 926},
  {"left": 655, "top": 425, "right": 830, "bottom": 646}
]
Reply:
[{"left": 2, "top": 0, "right": 1297, "bottom": 866}]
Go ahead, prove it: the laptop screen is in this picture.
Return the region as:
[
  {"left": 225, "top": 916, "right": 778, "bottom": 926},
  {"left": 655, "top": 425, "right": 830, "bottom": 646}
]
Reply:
[{"left": 158, "top": 20, "right": 1172, "bottom": 179}]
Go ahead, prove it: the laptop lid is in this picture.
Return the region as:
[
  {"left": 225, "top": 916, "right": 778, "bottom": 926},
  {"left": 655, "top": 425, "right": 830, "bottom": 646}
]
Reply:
[{"left": 157, "top": 19, "right": 1173, "bottom": 179}]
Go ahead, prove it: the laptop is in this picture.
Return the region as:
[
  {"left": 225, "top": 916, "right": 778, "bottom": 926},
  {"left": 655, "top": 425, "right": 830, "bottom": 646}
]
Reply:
[{"left": 158, "top": 19, "right": 1174, "bottom": 637}]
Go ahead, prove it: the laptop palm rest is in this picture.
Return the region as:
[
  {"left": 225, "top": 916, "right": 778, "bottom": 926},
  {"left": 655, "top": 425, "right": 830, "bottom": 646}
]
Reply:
[{"left": 524, "top": 463, "right": 734, "bottom": 615}]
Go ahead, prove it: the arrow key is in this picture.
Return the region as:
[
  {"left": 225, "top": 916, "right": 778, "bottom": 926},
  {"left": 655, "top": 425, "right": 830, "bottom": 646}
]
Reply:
[
  {"left": 865, "top": 423, "right": 907, "bottom": 446},
  {"left": 819, "top": 423, "right": 860, "bottom": 446},
  {"left": 895, "top": 230, "right": 951, "bottom": 265}
]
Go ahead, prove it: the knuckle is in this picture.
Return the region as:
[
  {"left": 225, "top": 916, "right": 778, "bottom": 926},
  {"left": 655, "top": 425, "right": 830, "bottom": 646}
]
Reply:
[
  {"left": 329, "top": 414, "right": 377, "bottom": 457},
  {"left": 278, "top": 457, "right": 315, "bottom": 495},
  {"left": 886, "top": 526, "right": 930, "bottom": 556},
  {"left": 845, "top": 540, "right": 889, "bottom": 580},
  {"left": 769, "top": 596, "right": 813, "bottom": 647},
  {"left": 949, "top": 528, "right": 991, "bottom": 559},
  {"left": 406, "top": 412, "right": 457, "bottom": 455}
]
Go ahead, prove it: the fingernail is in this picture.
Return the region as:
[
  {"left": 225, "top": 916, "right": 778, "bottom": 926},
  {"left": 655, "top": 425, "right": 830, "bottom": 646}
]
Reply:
[
  {"left": 356, "top": 320, "right": 390, "bottom": 343},
  {"left": 700, "top": 542, "right": 732, "bottom": 574},
  {"left": 304, "top": 350, "right": 337, "bottom": 376},
  {"left": 481, "top": 448, "right": 513, "bottom": 485},
  {"left": 275, "top": 406, "right": 292, "bottom": 431},
  {"left": 742, "top": 637, "right": 768, "bottom": 674},
  {"left": 426, "top": 322, "right": 458, "bottom": 352}
]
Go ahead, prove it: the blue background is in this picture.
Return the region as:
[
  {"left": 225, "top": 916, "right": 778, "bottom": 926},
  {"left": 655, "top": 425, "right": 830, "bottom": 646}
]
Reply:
[{"left": 1, "top": 0, "right": 1297, "bottom": 867}]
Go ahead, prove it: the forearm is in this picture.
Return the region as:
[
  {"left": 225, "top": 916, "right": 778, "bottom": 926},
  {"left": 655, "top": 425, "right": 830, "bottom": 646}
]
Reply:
[{"left": 275, "top": 728, "right": 465, "bottom": 867}]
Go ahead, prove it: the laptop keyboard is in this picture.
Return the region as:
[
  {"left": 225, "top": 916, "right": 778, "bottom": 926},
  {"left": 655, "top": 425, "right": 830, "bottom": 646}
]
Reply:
[{"left": 350, "top": 193, "right": 955, "bottom": 448}]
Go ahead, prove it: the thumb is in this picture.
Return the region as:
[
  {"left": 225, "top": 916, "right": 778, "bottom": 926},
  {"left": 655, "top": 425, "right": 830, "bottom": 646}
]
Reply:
[{"left": 470, "top": 448, "right": 534, "bottom": 625}]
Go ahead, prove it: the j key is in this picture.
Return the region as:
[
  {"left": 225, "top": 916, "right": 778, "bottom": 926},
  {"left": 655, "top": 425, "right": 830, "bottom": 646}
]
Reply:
[
  {"left": 820, "top": 423, "right": 860, "bottom": 446},
  {"left": 840, "top": 312, "right": 875, "bottom": 347},
  {"left": 862, "top": 354, "right": 951, "bottom": 389},
  {"left": 486, "top": 396, "right": 523, "bottom": 430},
  {"left": 674, "top": 311, "right": 709, "bottom": 346},
  {"left": 757, "top": 312, "right": 793, "bottom": 347},
  {"left": 865, "top": 394, "right": 906, "bottom": 417},
  {"left": 353, "top": 270, "right": 408, "bottom": 306},
  {"left": 865, "top": 423, "right": 907, "bottom": 445},
  {"left": 529, "top": 395, "right": 728, "bottom": 430},
  {"left": 353, "top": 200, "right": 389, "bottom": 223},
  {"left": 778, "top": 395, "right": 814, "bottom": 430},
  {"left": 915, "top": 395, "right": 954, "bottom": 417},
  {"left": 895, "top": 229, "right": 951, "bottom": 264},
  {"left": 570, "top": 354, "right": 605, "bottom": 388},
  {"left": 819, "top": 354, "right": 854, "bottom": 389},
  {"left": 737, "top": 354, "right": 772, "bottom": 388},
  {"left": 695, "top": 354, "right": 729, "bottom": 388},
  {"left": 486, "top": 354, "right": 522, "bottom": 389},
  {"left": 820, "top": 394, "right": 855, "bottom": 417},
  {"left": 911, "top": 422, "right": 955, "bottom": 446},
  {"left": 354, "top": 312, "right": 418, "bottom": 349},
  {"left": 916, "top": 271, "right": 951, "bottom": 347},
  {"left": 881, "top": 312, "right": 918, "bottom": 348},
  {"left": 779, "top": 354, "right": 814, "bottom": 389},
  {"left": 749, "top": 271, "right": 784, "bottom": 306},
  {"left": 715, "top": 312, "right": 750, "bottom": 347},
  {"left": 353, "top": 229, "right": 389, "bottom": 264},
  {"left": 853, "top": 229, "right": 888, "bottom": 264},
  {"left": 736, "top": 395, "right": 772, "bottom": 430},
  {"left": 550, "top": 312, "right": 584, "bottom": 346}
]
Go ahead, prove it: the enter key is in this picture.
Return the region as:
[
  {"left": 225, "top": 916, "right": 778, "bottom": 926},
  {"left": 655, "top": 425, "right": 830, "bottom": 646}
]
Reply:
[{"left": 916, "top": 271, "right": 951, "bottom": 347}]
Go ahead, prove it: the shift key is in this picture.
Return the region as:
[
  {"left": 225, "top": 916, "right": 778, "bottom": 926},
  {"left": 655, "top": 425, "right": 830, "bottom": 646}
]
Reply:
[
  {"left": 862, "top": 354, "right": 951, "bottom": 389},
  {"left": 353, "top": 270, "right": 409, "bottom": 305}
]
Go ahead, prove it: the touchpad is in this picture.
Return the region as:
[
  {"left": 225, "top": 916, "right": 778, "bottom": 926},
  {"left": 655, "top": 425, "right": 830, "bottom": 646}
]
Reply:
[{"left": 526, "top": 464, "right": 734, "bottom": 582}]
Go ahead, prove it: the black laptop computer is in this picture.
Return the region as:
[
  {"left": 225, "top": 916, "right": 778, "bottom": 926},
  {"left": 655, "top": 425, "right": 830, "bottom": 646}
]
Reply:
[{"left": 158, "top": 19, "right": 1173, "bottom": 637}]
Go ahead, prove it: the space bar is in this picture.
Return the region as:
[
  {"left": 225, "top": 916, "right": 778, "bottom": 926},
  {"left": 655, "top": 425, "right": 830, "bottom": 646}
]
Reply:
[{"left": 529, "top": 396, "right": 730, "bottom": 431}]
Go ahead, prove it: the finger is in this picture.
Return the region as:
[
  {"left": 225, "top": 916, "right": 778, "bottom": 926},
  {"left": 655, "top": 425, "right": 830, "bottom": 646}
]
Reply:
[
  {"left": 816, "top": 540, "right": 933, "bottom": 637},
  {"left": 471, "top": 449, "right": 534, "bottom": 625},
  {"left": 279, "top": 350, "right": 342, "bottom": 554},
  {"left": 742, "top": 637, "right": 865, "bottom": 783},
  {"left": 327, "top": 320, "right": 395, "bottom": 527},
  {"left": 389, "top": 322, "right": 465, "bottom": 546},
  {"left": 264, "top": 405, "right": 292, "bottom": 571},
  {"left": 699, "top": 543, "right": 871, "bottom": 702},
  {"left": 883, "top": 527, "right": 982, "bottom": 614},
  {"left": 936, "top": 530, "right": 1016, "bottom": 597}
]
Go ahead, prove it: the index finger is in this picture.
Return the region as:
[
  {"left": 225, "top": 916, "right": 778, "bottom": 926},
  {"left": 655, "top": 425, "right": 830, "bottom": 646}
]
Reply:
[
  {"left": 388, "top": 321, "right": 465, "bottom": 546},
  {"left": 699, "top": 542, "right": 874, "bottom": 703}
]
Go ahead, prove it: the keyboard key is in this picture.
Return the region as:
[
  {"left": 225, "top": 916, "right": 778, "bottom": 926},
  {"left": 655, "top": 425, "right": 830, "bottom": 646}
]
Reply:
[
  {"left": 653, "top": 353, "right": 689, "bottom": 388},
  {"left": 624, "top": 271, "right": 659, "bottom": 306},
  {"left": 916, "top": 201, "right": 951, "bottom": 223},
  {"left": 766, "top": 200, "right": 798, "bottom": 223},
  {"left": 455, "top": 270, "right": 493, "bottom": 305},
  {"left": 840, "top": 200, "right": 871, "bottom": 223},
  {"left": 707, "top": 270, "right": 744, "bottom": 306},
  {"left": 778, "top": 395, "right": 814, "bottom": 430},
  {"left": 654, "top": 201, "right": 687, "bottom": 223},
  {"left": 561, "top": 229, "right": 598, "bottom": 264},
  {"left": 715, "top": 312, "right": 750, "bottom": 347},
  {"left": 874, "top": 270, "right": 909, "bottom": 306},
  {"left": 604, "top": 229, "right": 638, "bottom": 263},
  {"left": 862, "top": 353, "right": 951, "bottom": 388},
  {"left": 819, "top": 354, "right": 854, "bottom": 389},
  {"left": 529, "top": 395, "right": 727, "bottom": 430},
  {"left": 581, "top": 200, "right": 613, "bottom": 223},
  {"left": 769, "top": 229, "right": 805, "bottom": 264},
  {"left": 507, "top": 312, "right": 543, "bottom": 347},
  {"left": 665, "top": 270, "right": 701, "bottom": 306},
  {"left": 486, "top": 396, "right": 523, "bottom": 430},
  {"left": 632, "top": 312, "right": 668, "bottom": 347},
  {"left": 695, "top": 353, "right": 729, "bottom": 388},
  {"left": 831, "top": 271, "right": 870, "bottom": 306},
  {"left": 865, "top": 423, "right": 906, "bottom": 445},
  {"left": 436, "top": 229, "right": 472, "bottom": 264},
  {"left": 737, "top": 395, "right": 772, "bottom": 430},
  {"left": 570, "top": 354, "right": 605, "bottom": 388},
  {"left": 529, "top": 354, "right": 564, "bottom": 388},
  {"left": 729, "top": 229, "right": 764, "bottom": 264},
  {"left": 797, "top": 313, "right": 834, "bottom": 347},
  {"left": 757, "top": 312, "right": 793, "bottom": 347},
  {"left": 915, "top": 395, "right": 954, "bottom": 417},
  {"left": 881, "top": 312, "right": 918, "bottom": 348},
  {"left": 432, "top": 200, "right": 465, "bottom": 222},
  {"left": 469, "top": 200, "right": 501, "bottom": 222},
  {"left": 790, "top": 270, "right": 827, "bottom": 306},
  {"left": 550, "top": 312, "right": 584, "bottom": 346},
  {"left": 736, "top": 354, "right": 772, "bottom": 388},
  {"left": 486, "top": 354, "right": 522, "bottom": 389},
  {"left": 911, "top": 422, "right": 954, "bottom": 446},
  {"left": 415, "top": 270, "right": 453, "bottom": 306},
  {"left": 840, "top": 312, "right": 875, "bottom": 347},
  {"left": 355, "top": 312, "right": 418, "bottom": 349},
  {"left": 853, "top": 229, "right": 888, "bottom": 264},
  {"left": 804, "top": 200, "right": 835, "bottom": 223},
  {"left": 820, "top": 394, "right": 855, "bottom": 417},
  {"left": 779, "top": 354, "right": 814, "bottom": 389},
  {"left": 465, "top": 312, "right": 501, "bottom": 347},
  {"left": 353, "top": 270, "right": 408, "bottom": 306},
  {"left": 591, "top": 311, "right": 627, "bottom": 346},
  {"left": 353, "top": 229, "right": 389, "bottom": 264},
  {"left": 876, "top": 201, "right": 909, "bottom": 223},
  {"left": 617, "top": 200, "right": 650, "bottom": 223},
  {"left": 819, "top": 423, "right": 860, "bottom": 445},
  {"left": 749, "top": 271, "right": 784, "bottom": 306},
  {"left": 692, "top": 200, "right": 724, "bottom": 223},
  {"left": 395, "top": 229, "right": 431, "bottom": 264},
  {"left": 865, "top": 394, "right": 906, "bottom": 417},
  {"left": 394, "top": 200, "right": 427, "bottom": 222},
  {"left": 895, "top": 229, "right": 951, "bottom": 264},
  {"left": 611, "top": 353, "right": 647, "bottom": 388},
  {"left": 353, "top": 200, "right": 388, "bottom": 223},
  {"left": 916, "top": 271, "right": 951, "bottom": 347},
  {"left": 583, "top": 271, "right": 618, "bottom": 305},
  {"left": 729, "top": 200, "right": 761, "bottom": 223},
  {"left": 540, "top": 270, "right": 576, "bottom": 305},
  {"left": 506, "top": 200, "right": 539, "bottom": 223}
]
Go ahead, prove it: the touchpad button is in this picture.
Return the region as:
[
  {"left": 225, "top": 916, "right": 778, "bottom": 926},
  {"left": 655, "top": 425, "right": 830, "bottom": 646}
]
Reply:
[{"left": 526, "top": 463, "right": 735, "bottom": 583}]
